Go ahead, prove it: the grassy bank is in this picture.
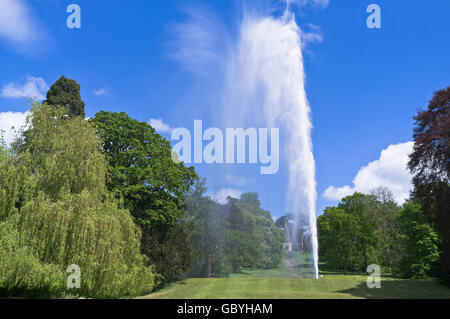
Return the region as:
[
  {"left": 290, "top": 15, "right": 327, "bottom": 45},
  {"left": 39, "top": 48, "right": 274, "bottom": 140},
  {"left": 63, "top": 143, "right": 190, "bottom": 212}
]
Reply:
[{"left": 139, "top": 276, "right": 450, "bottom": 299}]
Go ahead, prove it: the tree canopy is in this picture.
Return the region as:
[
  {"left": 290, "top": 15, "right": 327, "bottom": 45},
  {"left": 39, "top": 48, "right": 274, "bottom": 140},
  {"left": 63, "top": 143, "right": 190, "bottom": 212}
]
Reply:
[
  {"left": 44, "top": 76, "right": 85, "bottom": 118},
  {"left": 0, "top": 103, "right": 155, "bottom": 298},
  {"left": 91, "top": 111, "right": 198, "bottom": 228}
]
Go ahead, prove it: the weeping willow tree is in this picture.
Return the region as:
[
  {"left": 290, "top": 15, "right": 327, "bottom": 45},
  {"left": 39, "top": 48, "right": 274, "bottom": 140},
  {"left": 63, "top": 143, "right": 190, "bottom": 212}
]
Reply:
[{"left": 0, "top": 103, "right": 155, "bottom": 298}]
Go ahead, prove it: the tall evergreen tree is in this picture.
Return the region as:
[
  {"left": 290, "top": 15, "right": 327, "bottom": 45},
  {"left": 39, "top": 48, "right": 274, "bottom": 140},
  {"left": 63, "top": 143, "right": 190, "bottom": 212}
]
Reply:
[{"left": 44, "top": 76, "right": 85, "bottom": 118}]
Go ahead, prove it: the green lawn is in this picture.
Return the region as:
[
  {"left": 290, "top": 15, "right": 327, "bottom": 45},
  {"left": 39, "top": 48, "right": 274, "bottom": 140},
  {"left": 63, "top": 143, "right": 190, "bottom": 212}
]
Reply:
[
  {"left": 139, "top": 252, "right": 450, "bottom": 299},
  {"left": 139, "top": 276, "right": 450, "bottom": 299}
]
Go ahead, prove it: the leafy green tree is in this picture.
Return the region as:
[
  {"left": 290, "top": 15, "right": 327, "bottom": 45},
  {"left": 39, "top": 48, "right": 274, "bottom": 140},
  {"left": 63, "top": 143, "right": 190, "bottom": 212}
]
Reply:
[
  {"left": 184, "top": 179, "right": 226, "bottom": 278},
  {"left": 91, "top": 111, "right": 198, "bottom": 284},
  {"left": 255, "top": 214, "right": 284, "bottom": 269},
  {"left": 318, "top": 193, "right": 382, "bottom": 272},
  {"left": 44, "top": 76, "right": 85, "bottom": 118},
  {"left": 397, "top": 202, "right": 441, "bottom": 279},
  {"left": 225, "top": 197, "right": 260, "bottom": 272},
  {"left": 1, "top": 103, "right": 155, "bottom": 298},
  {"left": 371, "top": 187, "right": 402, "bottom": 274},
  {"left": 239, "top": 193, "right": 283, "bottom": 269},
  {"left": 275, "top": 215, "right": 289, "bottom": 229},
  {"left": 22, "top": 103, "right": 105, "bottom": 201},
  {"left": 91, "top": 111, "right": 198, "bottom": 227},
  {"left": 140, "top": 221, "right": 196, "bottom": 286},
  {"left": 337, "top": 193, "right": 379, "bottom": 270},
  {"left": 318, "top": 207, "right": 361, "bottom": 271}
]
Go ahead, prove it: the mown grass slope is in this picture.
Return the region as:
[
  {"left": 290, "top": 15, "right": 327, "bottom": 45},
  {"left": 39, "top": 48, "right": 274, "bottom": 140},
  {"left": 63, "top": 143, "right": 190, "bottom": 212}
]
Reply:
[
  {"left": 139, "top": 252, "right": 450, "bottom": 299},
  {"left": 140, "top": 276, "right": 450, "bottom": 299}
]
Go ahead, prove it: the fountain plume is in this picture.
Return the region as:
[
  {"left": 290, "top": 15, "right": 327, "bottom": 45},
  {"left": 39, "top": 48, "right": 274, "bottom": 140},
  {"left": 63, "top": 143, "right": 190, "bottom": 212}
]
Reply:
[{"left": 224, "top": 9, "right": 319, "bottom": 279}]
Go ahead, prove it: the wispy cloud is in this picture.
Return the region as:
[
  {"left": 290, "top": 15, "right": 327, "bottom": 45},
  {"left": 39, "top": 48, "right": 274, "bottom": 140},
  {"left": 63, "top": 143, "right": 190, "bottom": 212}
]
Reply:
[
  {"left": 208, "top": 188, "right": 242, "bottom": 204},
  {"left": 0, "top": 0, "right": 47, "bottom": 52},
  {"left": 93, "top": 88, "right": 111, "bottom": 97},
  {"left": 1, "top": 76, "right": 48, "bottom": 100},
  {"left": 323, "top": 142, "right": 414, "bottom": 204},
  {"left": 311, "top": 0, "right": 330, "bottom": 9},
  {"left": 285, "top": 0, "right": 330, "bottom": 9},
  {"left": 225, "top": 173, "right": 250, "bottom": 187},
  {"left": 0, "top": 111, "right": 30, "bottom": 146},
  {"left": 301, "top": 23, "right": 323, "bottom": 47},
  {"left": 166, "top": 4, "right": 227, "bottom": 74},
  {"left": 149, "top": 118, "right": 173, "bottom": 134}
]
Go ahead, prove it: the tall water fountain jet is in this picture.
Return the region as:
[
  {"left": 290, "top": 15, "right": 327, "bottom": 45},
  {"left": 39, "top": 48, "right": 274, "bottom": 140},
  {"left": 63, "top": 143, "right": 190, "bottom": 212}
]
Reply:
[{"left": 224, "top": 9, "right": 319, "bottom": 278}]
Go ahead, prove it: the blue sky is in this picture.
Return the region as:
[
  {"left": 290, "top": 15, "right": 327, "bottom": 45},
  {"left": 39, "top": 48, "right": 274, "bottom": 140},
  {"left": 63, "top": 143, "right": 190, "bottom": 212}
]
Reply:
[{"left": 0, "top": 0, "right": 449, "bottom": 220}]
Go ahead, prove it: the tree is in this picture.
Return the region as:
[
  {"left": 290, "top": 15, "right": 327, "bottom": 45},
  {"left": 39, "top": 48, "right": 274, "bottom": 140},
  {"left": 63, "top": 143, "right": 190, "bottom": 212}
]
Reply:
[
  {"left": 91, "top": 111, "right": 198, "bottom": 227},
  {"left": 318, "top": 206, "right": 361, "bottom": 271},
  {"left": 239, "top": 193, "right": 283, "bottom": 269},
  {"left": 255, "top": 213, "right": 284, "bottom": 269},
  {"left": 91, "top": 111, "right": 198, "bottom": 285},
  {"left": 140, "top": 221, "right": 195, "bottom": 286},
  {"left": 337, "top": 193, "right": 379, "bottom": 270},
  {"left": 371, "top": 187, "right": 402, "bottom": 274},
  {"left": 1, "top": 103, "right": 155, "bottom": 298},
  {"left": 23, "top": 103, "right": 105, "bottom": 201},
  {"left": 397, "top": 202, "right": 441, "bottom": 279},
  {"left": 408, "top": 86, "right": 450, "bottom": 283},
  {"left": 184, "top": 179, "right": 226, "bottom": 278},
  {"left": 44, "top": 76, "right": 86, "bottom": 118},
  {"left": 275, "top": 215, "right": 289, "bottom": 229},
  {"left": 318, "top": 193, "right": 382, "bottom": 272},
  {"left": 225, "top": 197, "right": 259, "bottom": 272}
]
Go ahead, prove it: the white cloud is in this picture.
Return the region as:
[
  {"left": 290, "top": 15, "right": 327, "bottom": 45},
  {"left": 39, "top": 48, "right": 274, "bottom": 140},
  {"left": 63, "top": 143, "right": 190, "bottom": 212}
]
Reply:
[
  {"left": 208, "top": 188, "right": 242, "bottom": 204},
  {"left": 312, "top": 0, "right": 330, "bottom": 8},
  {"left": 149, "top": 118, "right": 173, "bottom": 134},
  {"left": 301, "top": 24, "right": 323, "bottom": 47},
  {"left": 225, "top": 173, "right": 250, "bottom": 187},
  {"left": 1, "top": 76, "right": 48, "bottom": 100},
  {"left": 284, "top": 0, "right": 330, "bottom": 9},
  {"left": 0, "top": 111, "right": 29, "bottom": 146},
  {"left": 323, "top": 142, "right": 414, "bottom": 204},
  {"left": 0, "top": 0, "right": 43, "bottom": 48},
  {"left": 93, "top": 88, "right": 110, "bottom": 97}
]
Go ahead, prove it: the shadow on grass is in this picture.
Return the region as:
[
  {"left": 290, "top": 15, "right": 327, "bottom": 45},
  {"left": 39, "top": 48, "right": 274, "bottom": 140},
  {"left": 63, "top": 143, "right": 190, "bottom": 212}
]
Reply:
[{"left": 337, "top": 278, "right": 450, "bottom": 299}]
